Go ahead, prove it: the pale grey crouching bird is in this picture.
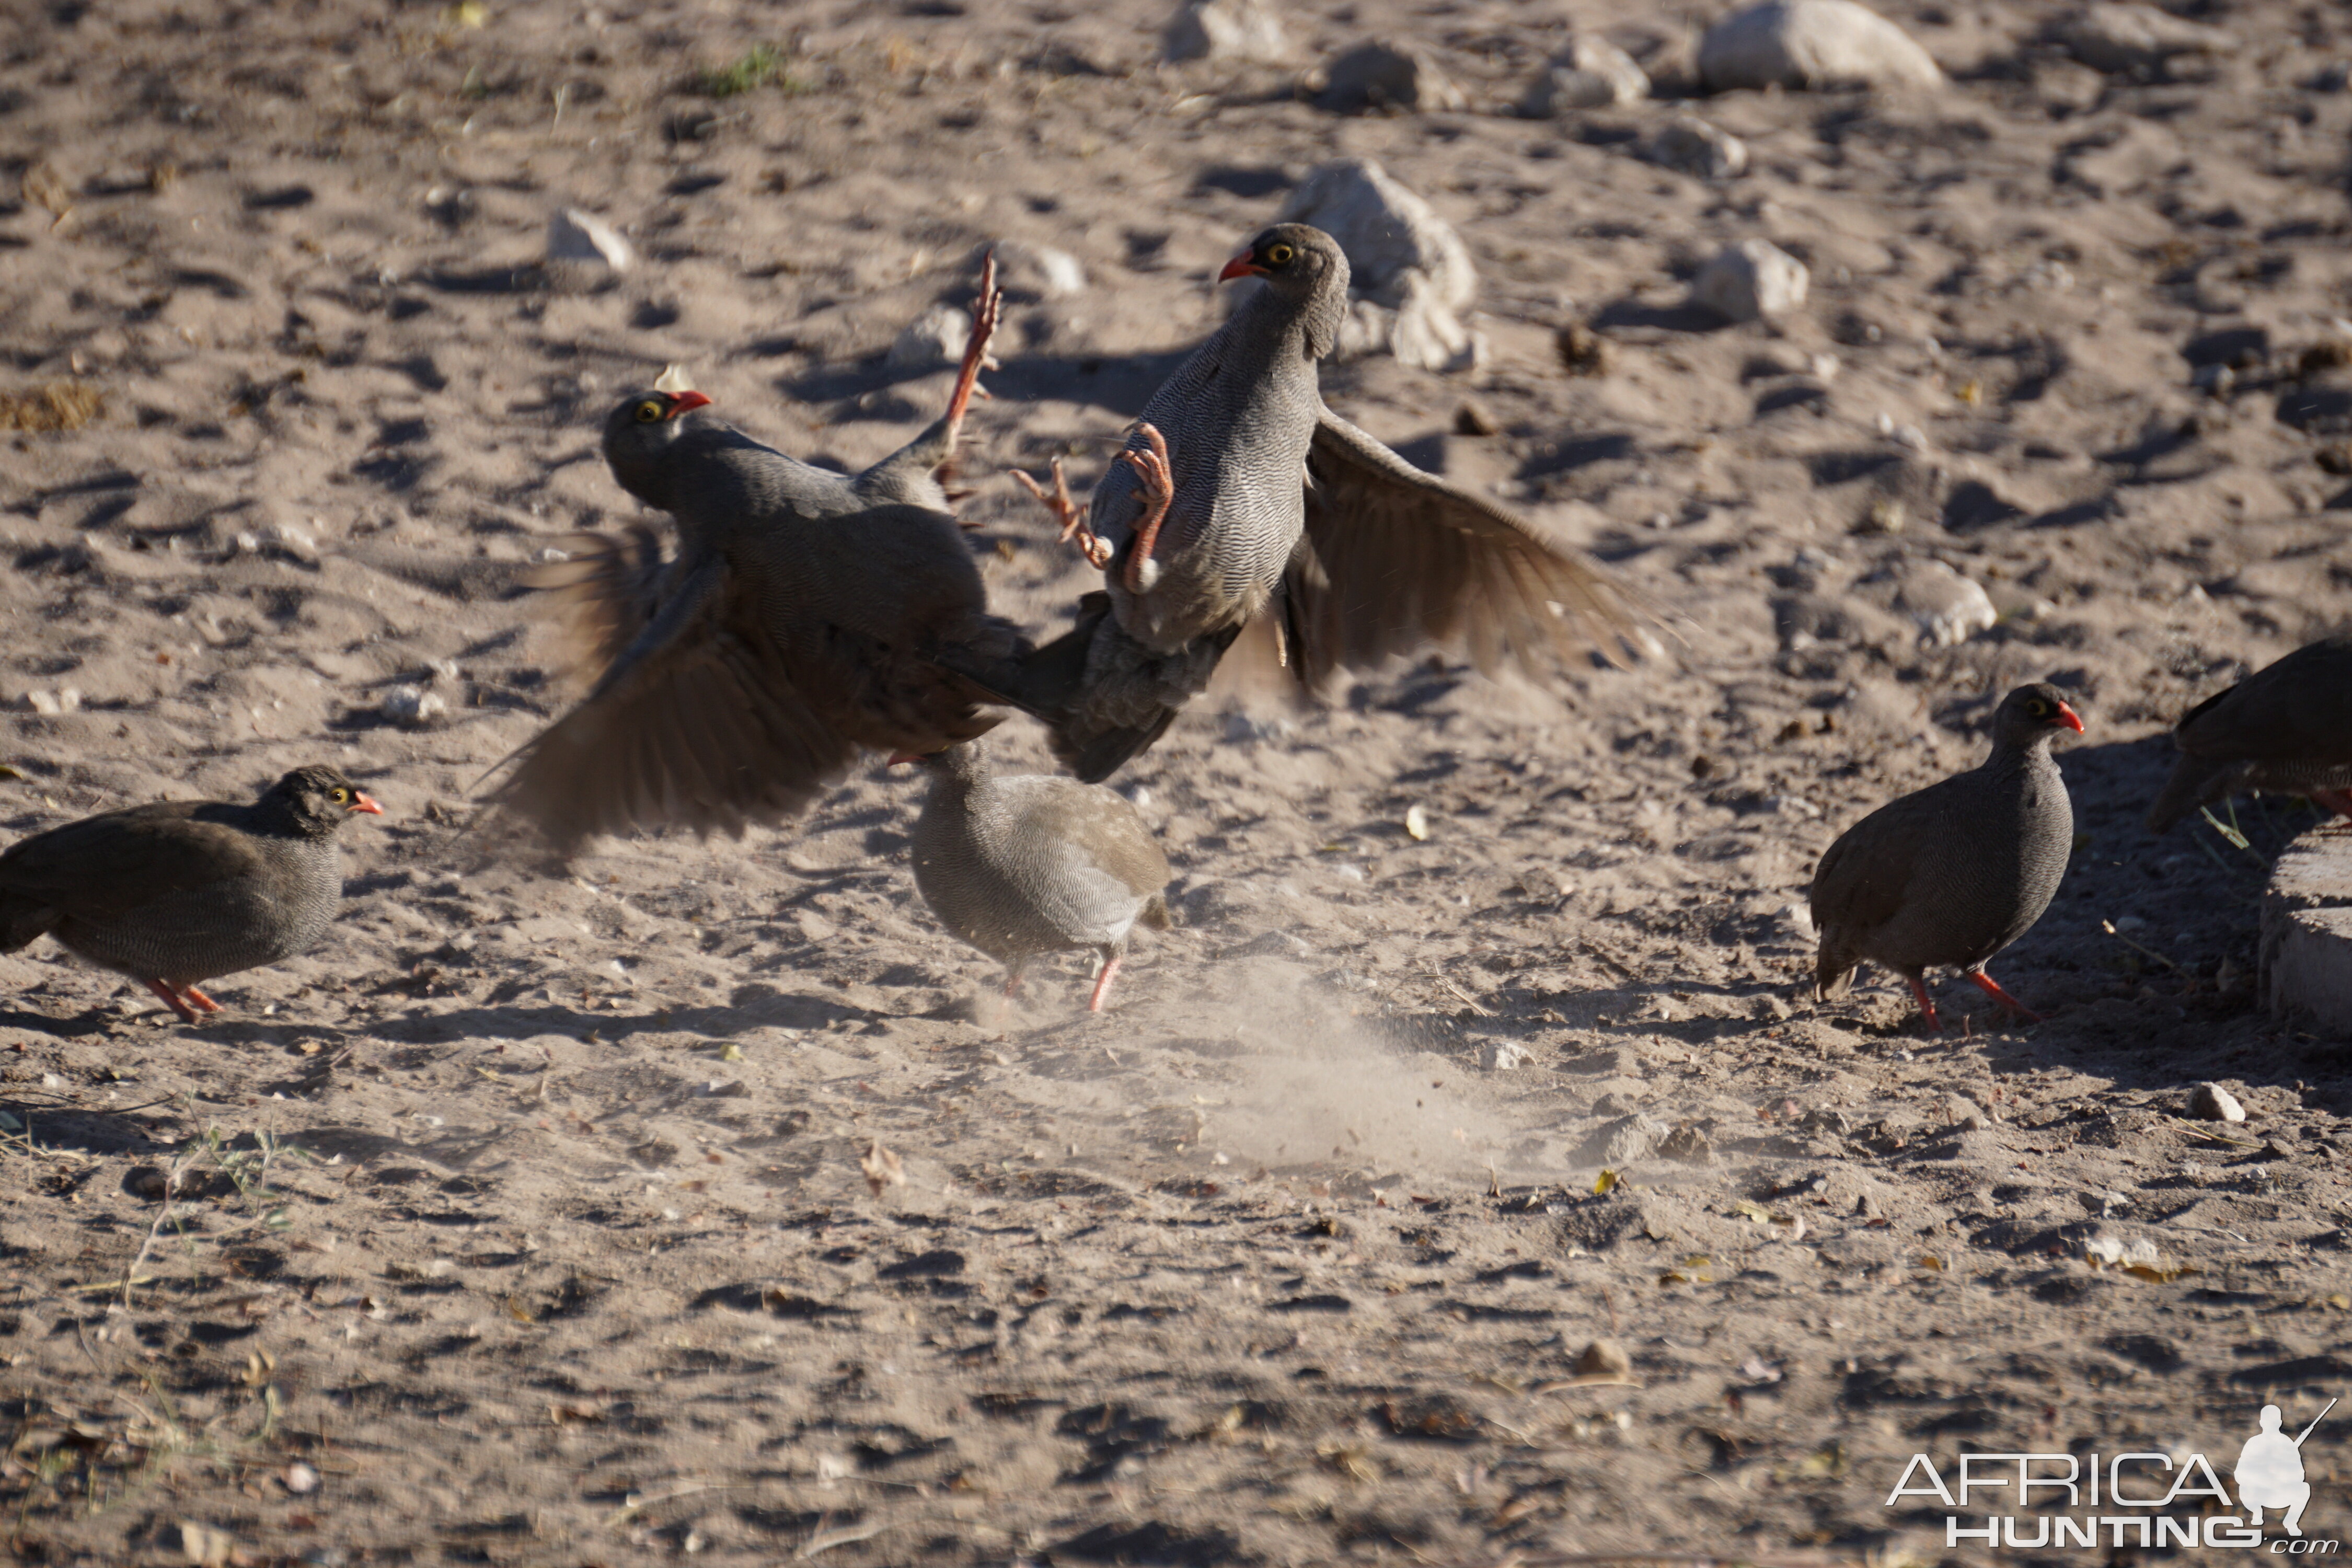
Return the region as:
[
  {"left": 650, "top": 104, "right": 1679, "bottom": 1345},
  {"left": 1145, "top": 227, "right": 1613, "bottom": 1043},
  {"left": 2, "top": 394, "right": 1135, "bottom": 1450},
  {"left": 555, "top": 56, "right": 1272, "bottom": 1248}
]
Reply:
[
  {"left": 1811, "top": 684, "right": 2083, "bottom": 1032},
  {"left": 2146, "top": 634, "right": 2352, "bottom": 833},
  {"left": 905, "top": 743, "right": 1171, "bottom": 1011},
  {"left": 948, "top": 222, "right": 1644, "bottom": 782},
  {"left": 0, "top": 766, "right": 383, "bottom": 1024},
  {"left": 490, "top": 267, "right": 1031, "bottom": 855}
]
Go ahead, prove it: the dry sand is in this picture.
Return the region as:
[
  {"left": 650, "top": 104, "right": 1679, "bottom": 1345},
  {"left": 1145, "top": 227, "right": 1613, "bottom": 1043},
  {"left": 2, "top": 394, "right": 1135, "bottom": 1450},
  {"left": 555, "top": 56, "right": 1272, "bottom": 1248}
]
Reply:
[{"left": 3, "top": 0, "right": 2351, "bottom": 1563}]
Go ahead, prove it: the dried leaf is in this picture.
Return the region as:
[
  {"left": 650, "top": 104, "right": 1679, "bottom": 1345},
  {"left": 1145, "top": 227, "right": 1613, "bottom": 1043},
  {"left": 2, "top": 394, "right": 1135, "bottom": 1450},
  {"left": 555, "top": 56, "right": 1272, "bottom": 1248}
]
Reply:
[
  {"left": 176, "top": 1521, "right": 235, "bottom": 1568},
  {"left": 860, "top": 1139, "right": 905, "bottom": 1198},
  {"left": 1732, "top": 1199, "right": 1772, "bottom": 1224},
  {"left": 1592, "top": 1168, "right": 1618, "bottom": 1195}
]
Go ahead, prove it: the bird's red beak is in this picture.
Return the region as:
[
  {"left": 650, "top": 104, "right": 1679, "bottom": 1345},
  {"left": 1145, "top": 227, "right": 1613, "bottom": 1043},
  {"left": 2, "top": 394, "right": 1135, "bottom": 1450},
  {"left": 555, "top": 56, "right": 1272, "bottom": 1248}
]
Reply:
[
  {"left": 2054, "top": 702, "right": 2084, "bottom": 734},
  {"left": 350, "top": 791, "right": 386, "bottom": 815},
  {"left": 887, "top": 752, "right": 922, "bottom": 766},
  {"left": 667, "top": 390, "right": 713, "bottom": 416},
  {"left": 1217, "top": 251, "right": 1265, "bottom": 283}
]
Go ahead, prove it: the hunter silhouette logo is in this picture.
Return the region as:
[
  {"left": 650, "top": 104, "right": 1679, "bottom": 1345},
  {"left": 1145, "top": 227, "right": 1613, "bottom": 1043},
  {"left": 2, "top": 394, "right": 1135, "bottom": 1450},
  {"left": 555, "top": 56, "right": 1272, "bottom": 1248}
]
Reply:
[
  {"left": 1885, "top": 1398, "right": 2338, "bottom": 1551},
  {"left": 2238, "top": 1401, "right": 2334, "bottom": 1537}
]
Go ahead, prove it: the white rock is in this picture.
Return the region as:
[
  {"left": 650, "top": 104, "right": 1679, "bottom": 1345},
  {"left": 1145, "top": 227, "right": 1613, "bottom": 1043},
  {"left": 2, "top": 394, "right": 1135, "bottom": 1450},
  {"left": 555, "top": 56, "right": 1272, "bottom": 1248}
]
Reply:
[
  {"left": 1886, "top": 560, "right": 1997, "bottom": 649},
  {"left": 22, "top": 688, "right": 79, "bottom": 717},
  {"left": 1699, "top": 0, "right": 1944, "bottom": 91},
  {"left": 1691, "top": 238, "right": 1809, "bottom": 324},
  {"left": 258, "top": 522, "right": 319, "bottom": 562},
  {"left": 2061, "top": 4, "right": 2237, "bottom": 74},
  {"left": 1275, "top": 158, "right": 1479, "bottom": 372},
  {"left": 382, "top": 685, "right": 447, "bottom": 728},
  {"left": 1650, "top": 116, "right": 1749, "bottom": 178},
  {"left": 546, "top": 207, "right": 634, "bottom": 273},
  {"left": 887, "top": 304, "right": 972, "bottom": 367},
  {"left": 2187, "top": 1081, "right": 2246, "bottom": 1122},
  {"left": 1485, "top": 1041, "right": 1537, "bottom": 1071},
  {"left": 1316, "top": 39, "right": 1468, "bottom": 114},
  {"left": 1521, "top": 37, "right": 1650, "bottom": 115},
  {"left": 1163, "top": 0, "right": 1292, "bottom": 64},
  {"left": 993, "top": 240, "right": 1088, "bottom": 298}
]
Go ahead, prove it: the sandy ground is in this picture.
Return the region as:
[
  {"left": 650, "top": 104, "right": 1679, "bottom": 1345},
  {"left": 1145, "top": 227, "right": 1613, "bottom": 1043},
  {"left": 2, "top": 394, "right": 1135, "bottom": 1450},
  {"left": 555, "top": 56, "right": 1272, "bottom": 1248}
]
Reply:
[{"left": 4, "top": 0, "right": 2352, "bottom": 1563}]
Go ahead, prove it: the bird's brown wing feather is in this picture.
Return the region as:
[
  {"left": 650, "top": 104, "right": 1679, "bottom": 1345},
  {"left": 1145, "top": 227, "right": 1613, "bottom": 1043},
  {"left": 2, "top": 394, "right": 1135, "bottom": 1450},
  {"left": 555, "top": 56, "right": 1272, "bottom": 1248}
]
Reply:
[
  {"left": 523, "top": 521, "right": 672, "bottom": 682},
  {"left": 1287, "top": 410, "right": 1647, "bottom": 690},
  {"left": 1809, "top": 794, "right": 1937, "bottom": 943},
  {"left": 490, "top": 551, "right": 856, "bottom": 854},
  {"left": 0, "top": 805, "right": 265, "bottom": 933},
  {"left": 2173, "top": 638, "right": 2352, "bottom": 766}
]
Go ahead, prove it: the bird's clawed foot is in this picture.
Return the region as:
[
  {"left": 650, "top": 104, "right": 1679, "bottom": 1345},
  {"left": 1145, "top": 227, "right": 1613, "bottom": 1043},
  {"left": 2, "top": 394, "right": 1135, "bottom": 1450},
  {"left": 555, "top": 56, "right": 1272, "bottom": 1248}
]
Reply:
[
  {"left": 145, "top": 978, "right": 218, "bottom": 1024},
  {"left": 1117, "top": 422, "right": 1173, "bottom": 596},
  {"left": 1014, "top": 458, "right": 1114, "bottom": 569},
  {"left": 1967, "top": 970, "right": 2044, "bottom": 1024},
  {"left": 938, "top": 250, "right": 1004, "bottom": 457}
]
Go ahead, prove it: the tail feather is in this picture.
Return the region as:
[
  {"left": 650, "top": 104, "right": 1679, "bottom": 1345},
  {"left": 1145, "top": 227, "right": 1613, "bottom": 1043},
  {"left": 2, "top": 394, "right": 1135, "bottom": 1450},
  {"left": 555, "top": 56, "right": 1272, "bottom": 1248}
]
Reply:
[{"left": 1140, "top": 892, "right": 1172, "bottom": 931}]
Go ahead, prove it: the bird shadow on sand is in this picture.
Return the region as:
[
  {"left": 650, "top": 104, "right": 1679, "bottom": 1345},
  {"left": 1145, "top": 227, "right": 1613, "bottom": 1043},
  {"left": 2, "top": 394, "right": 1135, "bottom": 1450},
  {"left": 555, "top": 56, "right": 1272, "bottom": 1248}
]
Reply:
[
  {"left": 0, "top": 1003, "right": 119, "bottom": 1039},
  {"left": 366, "top": 984, "right": 881, "bottom": 1046},
  {"left": 0, "top": 1099, "right": 179, "bottom": 1158}
]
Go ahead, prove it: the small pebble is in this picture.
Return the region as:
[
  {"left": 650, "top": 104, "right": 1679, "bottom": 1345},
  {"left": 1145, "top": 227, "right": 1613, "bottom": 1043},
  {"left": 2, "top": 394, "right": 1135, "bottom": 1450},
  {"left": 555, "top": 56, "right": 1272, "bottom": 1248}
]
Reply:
[{"left": 2187, "top": 1082, "right": 2246, "bottom": 1122}]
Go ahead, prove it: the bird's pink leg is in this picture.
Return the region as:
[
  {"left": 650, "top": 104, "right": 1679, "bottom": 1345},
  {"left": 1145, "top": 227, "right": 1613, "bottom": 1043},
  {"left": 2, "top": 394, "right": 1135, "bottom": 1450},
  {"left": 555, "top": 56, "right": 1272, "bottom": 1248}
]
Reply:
[
  {"left": 1119, "top": 422, "right": 1174, "bottom": 596},
  {"left": 1002, "top": 960, "right": 1028, "bottom": 999},
  {"left": 145, "top": 978, "right": 201, "bottom": 1024},
  {"left": 1905, "top": 975, "right": 1943, "bottom": 1035},
  {"left": 180, "top": 985, "right": 223, "bottom": 1014},
  {"left": 937, "top": 250, "right": 1002, "bottom": 456},
  {"left": 1967, "top": 969, "right": 2044, "bottom": 1024},
  {"left": 1012, "top": 458, "right": 1114, "bottom": 569},
  {"left": 1088, "top": 954, "right": 1123, "bottom": 1013}
]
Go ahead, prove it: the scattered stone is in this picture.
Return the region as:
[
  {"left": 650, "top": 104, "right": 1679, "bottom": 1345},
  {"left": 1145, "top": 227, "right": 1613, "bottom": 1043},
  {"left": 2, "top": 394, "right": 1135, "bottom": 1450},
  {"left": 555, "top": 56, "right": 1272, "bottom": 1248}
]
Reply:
[
  {"left": 1520, "top": 37, "right": 1649, "bottom": 116},
  {"left": 1699, "top": 0, "right": 1944, "bottom": 91},
  {"left": 2061, "top": 4, "right": 2238, "bottom": 75},
  {"left": 1484, "top": 1040, "right": 1536, "bottom": 1070},
  {"left": 1316, "top": 39, "right": 1468, "bottom": 115},
  {"left": 993, "top": 240, "right": 1088, "bottom": 298},
  {"left": 1571, "top": 1338, "right": 1634, "bottom": 1380},
  {"left": 22, "top": 688, "right": 80, "bottom": 717},
  {"left": 1163, "top": 0, "right": 1293, "bottom": 65},
  {"left": 1555, "top": 321, "right": 1611, "bottom": 376},
  {"left": 1649, "top": 116, "right": 1749, "bottom": 179},
  {"left": 2187, "top": 1082, "right": 2247, "bottom": 1122},
  {"left": 546, "top": 207, "right": 634, "bottom": 277},
  {"left": 1659, "top": 1122, "right": 1717, "bottom": 1163},
  {"left": 381, "top": 685, "right": 447, "bottom": 729},
  {"left": 1275, "top": 158, "right": 1479, "bottom": 372},
  {"left": 1885, "top": 559, "right": 1997, "bottom": 648},
  {"left": 1692, "top": 239, "right": 1810, "bottom": 325},
  {"left": 1580, "top": 1112, "right": 1673, "bottom": 1166},
  {"left": 888, "top": 304, "right": 973, "bottom": 367},
  {"left": 1453, "top": 398, "right": 1498, "bottom": 436}
]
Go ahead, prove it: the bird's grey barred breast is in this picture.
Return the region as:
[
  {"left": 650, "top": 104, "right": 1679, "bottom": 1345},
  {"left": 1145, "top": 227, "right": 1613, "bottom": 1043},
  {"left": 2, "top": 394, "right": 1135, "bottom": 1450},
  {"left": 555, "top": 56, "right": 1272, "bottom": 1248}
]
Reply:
[{"left": 63, "top": 836, "right": 342, "bottom": 985}]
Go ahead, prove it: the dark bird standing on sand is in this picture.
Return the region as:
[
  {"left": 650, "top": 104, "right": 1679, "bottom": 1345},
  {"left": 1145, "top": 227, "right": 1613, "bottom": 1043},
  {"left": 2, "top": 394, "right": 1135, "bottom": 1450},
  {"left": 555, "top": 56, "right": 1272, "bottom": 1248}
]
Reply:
[
  {"left": 906, "top": 743, "right": 1170, "bottom": 1011},
  {"left": 2146, "top": 634, "right": 2352, "bottom": 833},
  {"left": 491, "top": 267, "right": 1031, "bottom": 855},
  {"left": 1811, "top": 684, "right": 2083, "bottom": 1032},
  {"left": 960, "top": 223, "right": 1641, "bottom": 782},
  {"left": 0, "top": 766, "right": 383, "bottom": 1024}
]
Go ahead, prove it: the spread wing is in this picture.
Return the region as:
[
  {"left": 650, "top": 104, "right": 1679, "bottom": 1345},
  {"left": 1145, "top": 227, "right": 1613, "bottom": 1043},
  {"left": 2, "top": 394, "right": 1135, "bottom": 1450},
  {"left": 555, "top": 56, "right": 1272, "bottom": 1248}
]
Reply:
[
  {"left": 0, "top": 805, "right": 263, "bottom": 938},
  {"left": 488, "top": 546, "right": 856, "bottom": 856},
  {"left": 524, "top": 520, "right": 672, "bottom": 679},
  {"left": 1285, "top": 409, "right": 1649, "bottom": 690}
]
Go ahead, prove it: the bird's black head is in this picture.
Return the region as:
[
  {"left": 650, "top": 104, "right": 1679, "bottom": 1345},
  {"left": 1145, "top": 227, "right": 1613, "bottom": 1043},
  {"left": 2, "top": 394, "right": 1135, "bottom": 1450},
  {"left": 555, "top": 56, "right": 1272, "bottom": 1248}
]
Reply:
[
  {"left": 261, "top": 765, "right": 385, "bottom": 837},
  {"left": 1992, "top": 683, "right": 2085, "bottom": 748},
  {"left": 601, "top": 388, "right": 719, "bottom": 510},
  {"left": 1219, "top": 223, "right": 1350, "bottom": 298}
]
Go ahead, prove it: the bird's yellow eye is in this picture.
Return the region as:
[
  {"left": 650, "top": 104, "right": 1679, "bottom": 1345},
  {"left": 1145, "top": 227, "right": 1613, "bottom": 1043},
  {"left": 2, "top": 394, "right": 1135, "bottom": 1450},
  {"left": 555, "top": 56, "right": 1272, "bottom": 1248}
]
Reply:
[
  {"left": 634, "top": 399, "right": 665, "bottom": 423},
  {"left": 330, "top": 787, "right": 349, "bottom": 803},
  {"left": 2026, "top": 700, "right": 2048, "bottom": 716},
  {"left": 1265, "top": 243, "right": 1295, "bottom": 266}
]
